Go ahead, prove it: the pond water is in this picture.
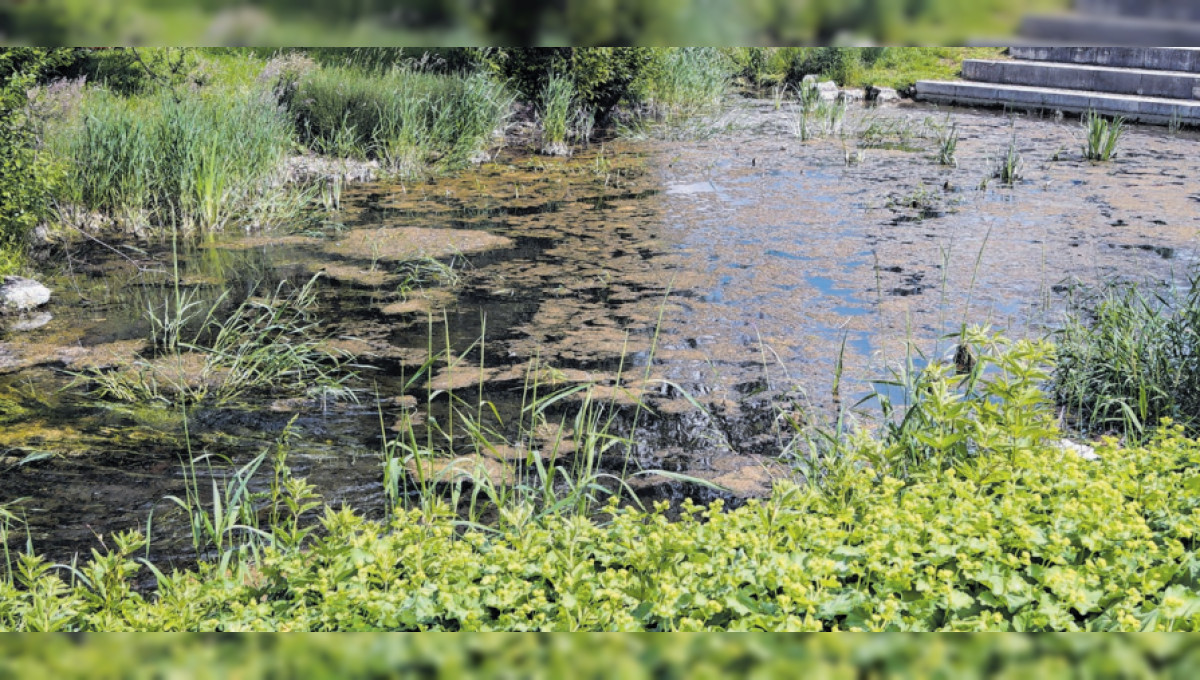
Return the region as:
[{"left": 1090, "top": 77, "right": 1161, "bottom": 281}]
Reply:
[{"left": 3, "top": 99, "right": 1199, "bottom": 565}]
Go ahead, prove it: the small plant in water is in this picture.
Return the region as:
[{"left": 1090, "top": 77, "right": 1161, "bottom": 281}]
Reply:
[
  {"left": 935, "top": 122, "right": 959, "bottom": 167},
  {"left": 1083, "top": 111, "right": 1124, "bottom": 161},
  {"left": 993, "top": 132, "right": 1023, "bottom": 186}
]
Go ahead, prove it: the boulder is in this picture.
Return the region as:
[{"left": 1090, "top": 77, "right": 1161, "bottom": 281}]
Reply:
[
  {"left": 0, "top": 276, "right": 51, "bottom": 313},
  {"left": 816, "top": 80, "right": 840, "bottom": 101},
  {"left": 868, "top": 85, "right": 901, "bottom": 103}
]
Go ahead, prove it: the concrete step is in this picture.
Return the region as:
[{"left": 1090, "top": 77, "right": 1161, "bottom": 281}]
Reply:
[
  {"left": 963, "top": 59, "right": 1200, "bottom": 100},
  {"left": 913, "top": 80, "right": 1200, "bottom": 126},
  {"left": 1019, "top": 13, "right": 1200, "bottom": 46},
  {"left": 1008, "top": 47, "right": 1200, "bottom": 73}
]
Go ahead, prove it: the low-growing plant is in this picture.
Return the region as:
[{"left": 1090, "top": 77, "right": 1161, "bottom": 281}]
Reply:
[{"left": 1083, "top": 111, "right": 1124, "bottom": 162}]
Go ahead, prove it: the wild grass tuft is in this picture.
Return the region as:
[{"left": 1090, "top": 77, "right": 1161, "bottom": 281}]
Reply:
[
  {"left": 290, "top": 66, "right": 512, "bottom": 176},
  {"left": 78, "top": 273, "right": 356, "bottom": 407},
  {"left": 788, "top": 81, "right": 845, "bottom": 141},
  {"left": 48, "top": 86, "right": 296, "bottom": 234},
  {"left": 1053, "top": 276, "right": 1200, "bottom": 439},
  {"left": 993, "top": 131, "right": 1023, "bottom": 186},
  {"left": 538, "top": 72, "right": 575, "bottom": 154},
  {"left": 935, "top": 121, "right": 959, "bottom": 167},
  {"left": 1083, "top": 111, "right": 1124, "bottom": 162}
]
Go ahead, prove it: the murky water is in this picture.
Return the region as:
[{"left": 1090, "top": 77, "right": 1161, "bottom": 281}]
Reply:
[{"left": 3, "top": 99, "right": 1199, "bottom": 564}]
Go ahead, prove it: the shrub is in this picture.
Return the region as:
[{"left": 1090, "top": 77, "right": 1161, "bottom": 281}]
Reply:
[
  {"left": 786, "top": 47, "right": 864, "bottom": 87},
  {"left": 0, "top": 48, "right": 73, "bottom": 272},
  {"left": 486, "top": 48, "right": 656, "bottom": 125}
]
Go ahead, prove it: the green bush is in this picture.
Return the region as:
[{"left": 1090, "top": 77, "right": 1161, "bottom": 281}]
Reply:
[
  {"left": 786, "top": 47, "right": 864, "bottom": 87},
  {"left": 487, "top": 48, "right": 656, "bottom": 125},
  {"left": 0, "top": 48, "right": 73, "bottom": 272},
  {"left": 4, "top": 333, "right": 1200, "bottom": 632}
]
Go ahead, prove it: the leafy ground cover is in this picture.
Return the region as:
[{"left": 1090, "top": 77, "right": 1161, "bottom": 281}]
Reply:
[{"left": 3, "top": 336, "right": 1199, "bottom": 632}]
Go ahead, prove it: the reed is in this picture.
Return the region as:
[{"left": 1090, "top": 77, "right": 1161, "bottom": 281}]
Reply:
[{"left": 1083, "top": 111, "right": 1124, "bottom": 162}]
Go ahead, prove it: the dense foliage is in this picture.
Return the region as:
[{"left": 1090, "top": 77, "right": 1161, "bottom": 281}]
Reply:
[
  {"left": 3, "top": 337, "right": 1200, "bottom": 632},
  {"left": 0, "top": 48, "right": 72, "bottom": 272},
  {"left": 486, "top": 48, "right": 657, "bottom": 125}
]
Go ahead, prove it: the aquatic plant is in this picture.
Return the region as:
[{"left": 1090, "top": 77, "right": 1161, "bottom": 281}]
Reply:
[
  {"left": 935, "top": 121, "right": 959, "bottom": 167},
  {"left": 290, "top": 65, "right": 512, "bottom": 176},
  {"left": 77, "top": 273, "right": 356, "bottom": 407},
  {"left": 637, "top": 48, "right": 731, "bottom": 122},
  {"left": 788, "top": 82, "right": 845, "bottom": 141},
  {"left": 993, "top": 131, "right": 1023, "bottom": 186},
  {"left": 47, "top": 85, "right": 298, "bottom": 234},
  {"left": 538, "top": 72, "right": 575, "bottom": 154},
  {"left": 1083, "top": 112, "right": 1124, "bottom": 162},
  {"left": 1053, "top": 276, "right": 1200, "bottom": 439}
]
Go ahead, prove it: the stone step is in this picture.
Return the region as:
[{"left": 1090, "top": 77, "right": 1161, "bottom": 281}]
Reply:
[
  {"left": 1008, "top": 47, "right": 1200, "bottom": 73},
  {"left": 1019, "top": 13, "right": 1200, "bottom": 46},
  {"left": 913, "top": 80, "right": 1200, "bottom": 126},
  {"left": 1075, "top": 0, "right": 1200, "bottom": 22},
  {"left": 963, "top": 59, "right": 1200, "bottom": 100}
]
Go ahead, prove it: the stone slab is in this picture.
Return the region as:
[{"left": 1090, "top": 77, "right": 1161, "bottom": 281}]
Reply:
[
  {"left": 914, "top": 80, "right": 1200, "bottom": 125},
  {"left": 963, "top": 59, "right": 1200, "bottom": 99},
  {"left": 1007, "top": 46, "right": 1200, "bottom": 72}
]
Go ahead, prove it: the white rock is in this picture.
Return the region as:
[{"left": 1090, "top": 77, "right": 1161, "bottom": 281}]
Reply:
[
  {"left": 1059, "top": 438, "right": 1100, "bottom": 461},
  {"left": 868, "top": 85, "right": 901, "bottom": 103},
  {"left": 838, "top": 88, "right": 866, "bottom": 103},
  {"left": 0, "top": 276, "right": 51, "bottom": 312},
  {"left": 816, "top": 81, "right": 840, "bottom": 101}
]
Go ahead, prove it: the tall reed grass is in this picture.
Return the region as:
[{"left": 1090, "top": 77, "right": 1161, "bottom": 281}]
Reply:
[
  {"left": 49, "top": 87, "right": 296, "bottom": 234},
  {"left": 1054, "top": 277, "right": 1200, "bottom": 439},
  {"left": 638, "top": 48, "right": 731, "bottom": 121},
  {"left": 290, "top": 66, "right": 512, "bottom": 176}
]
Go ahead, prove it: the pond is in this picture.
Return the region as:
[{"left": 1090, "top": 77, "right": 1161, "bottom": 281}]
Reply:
[{"left": 3, "top": 98, "right": 1199, "bottom": 566}]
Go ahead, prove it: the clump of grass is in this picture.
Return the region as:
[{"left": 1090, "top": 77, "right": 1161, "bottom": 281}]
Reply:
[
  {"left": 788, "top": 81, "right": 845, "bottom": 141},
  {"left": 48, "top": 86, "right": 297, "bottom": 234},
  {"left": 290, "top": 65, "right": 512, "bottom": 177},
  {"left": 538, "top": 72, "right": 575, "bottom": 155},
  {"left": 638, "top": 48, "right": 731, "bottom": 121},
  {"left": 78, "top": 273, "right": 356, "bottom": 407},
  {"left": 1083, "top": 111, "right": 1124, "bottom": 161},
  {"left": 1053, "top": 276, "right": 1200, "bottom": 439},
  {"left": 993, "top": 131, "right": 1023, "bottom": 186},
  {"left": 935, "top": 121, "right": 959, "bottom": 167}
]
